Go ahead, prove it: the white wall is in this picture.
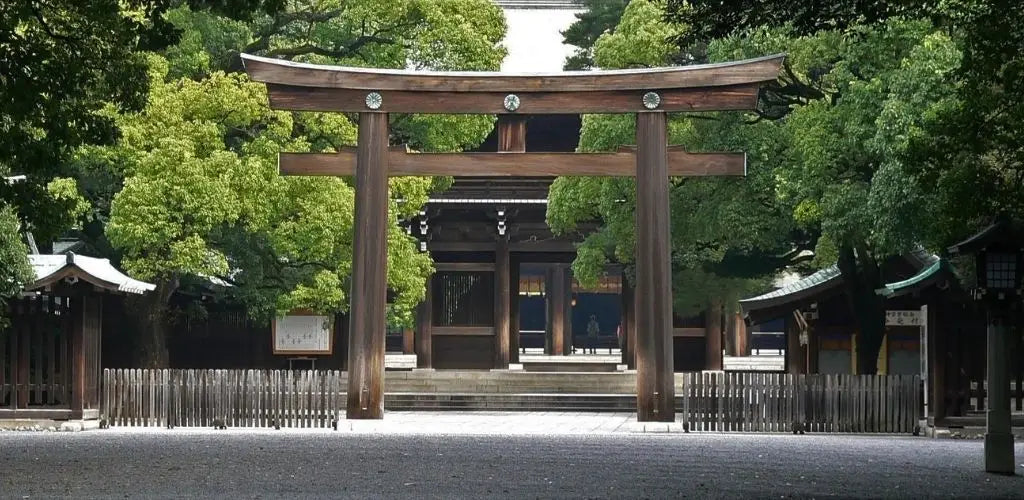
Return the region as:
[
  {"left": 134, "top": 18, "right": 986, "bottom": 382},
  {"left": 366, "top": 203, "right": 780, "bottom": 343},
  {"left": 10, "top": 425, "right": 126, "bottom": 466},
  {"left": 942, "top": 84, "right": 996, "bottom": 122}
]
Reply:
[{"left": 500, "top": 8, "right": 583, "bottom": 72}]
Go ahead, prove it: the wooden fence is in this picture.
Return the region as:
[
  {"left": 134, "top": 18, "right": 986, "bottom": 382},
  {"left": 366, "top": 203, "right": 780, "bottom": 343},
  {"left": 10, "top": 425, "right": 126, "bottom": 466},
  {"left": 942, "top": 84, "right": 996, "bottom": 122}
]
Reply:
[
  {"left": 102, "top": 369, "right": 921, "bottom": 433},
  {"left": 677, "top": 373, "right": 920, "bottom": 434},
  {"left": 102, "top": 369, "right": 346, "bottom": 429}
]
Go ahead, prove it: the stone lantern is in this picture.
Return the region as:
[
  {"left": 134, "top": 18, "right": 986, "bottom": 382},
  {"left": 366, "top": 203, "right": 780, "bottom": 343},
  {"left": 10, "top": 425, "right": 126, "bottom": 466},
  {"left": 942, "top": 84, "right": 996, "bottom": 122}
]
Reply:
[{"left": 949, "top": 215, "right": 1022, "bottom": 475}]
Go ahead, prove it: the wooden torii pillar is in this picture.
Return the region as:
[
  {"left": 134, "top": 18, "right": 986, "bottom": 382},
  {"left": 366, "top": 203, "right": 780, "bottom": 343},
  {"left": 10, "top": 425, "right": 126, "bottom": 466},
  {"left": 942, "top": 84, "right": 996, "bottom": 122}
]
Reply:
[{"left": 243, "top": 53, "right": 783, "bottom": 421}]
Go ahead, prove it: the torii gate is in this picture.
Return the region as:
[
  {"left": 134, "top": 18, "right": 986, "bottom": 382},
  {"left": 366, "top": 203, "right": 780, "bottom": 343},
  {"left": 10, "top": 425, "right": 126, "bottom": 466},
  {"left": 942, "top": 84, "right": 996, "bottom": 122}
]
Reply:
[{"left": 242, "top": 53, "right": 784, "bottom": 422}]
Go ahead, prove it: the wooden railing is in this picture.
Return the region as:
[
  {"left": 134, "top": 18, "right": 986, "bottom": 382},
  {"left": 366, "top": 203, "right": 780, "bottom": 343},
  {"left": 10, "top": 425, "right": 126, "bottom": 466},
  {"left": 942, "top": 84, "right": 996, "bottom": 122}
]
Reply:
[
  {"left": 102, "top": 369, "right": 346, "bottom": 429},
  {"left": 102, "top": 369, "right": 921, "bottom": 433},
  {"left": 677, "top": 373, "right": 920, "bottom": 434},
  {"left": 962, "top": 379, "right": 1024, "bottom": 413}
]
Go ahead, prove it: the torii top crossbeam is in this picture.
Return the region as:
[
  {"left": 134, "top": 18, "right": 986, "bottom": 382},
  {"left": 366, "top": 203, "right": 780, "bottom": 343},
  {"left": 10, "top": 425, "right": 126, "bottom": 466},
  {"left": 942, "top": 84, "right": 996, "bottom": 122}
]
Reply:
[{"left": 242, "top": 53, "right": 784, "bottom": 114}]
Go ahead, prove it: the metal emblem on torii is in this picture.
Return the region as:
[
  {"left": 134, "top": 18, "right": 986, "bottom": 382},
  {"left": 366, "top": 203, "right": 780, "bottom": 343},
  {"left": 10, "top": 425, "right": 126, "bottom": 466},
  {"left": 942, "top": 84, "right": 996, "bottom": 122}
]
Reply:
[{"left": 242, "top": 53, "right": 785, "bottom": 422}]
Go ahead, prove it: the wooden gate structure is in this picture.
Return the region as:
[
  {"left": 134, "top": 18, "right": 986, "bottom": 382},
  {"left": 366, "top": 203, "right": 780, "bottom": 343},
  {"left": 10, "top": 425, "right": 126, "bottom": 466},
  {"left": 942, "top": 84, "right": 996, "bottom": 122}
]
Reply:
[{"left": 242, "top": 53, "right": 784, "bottom": 421}]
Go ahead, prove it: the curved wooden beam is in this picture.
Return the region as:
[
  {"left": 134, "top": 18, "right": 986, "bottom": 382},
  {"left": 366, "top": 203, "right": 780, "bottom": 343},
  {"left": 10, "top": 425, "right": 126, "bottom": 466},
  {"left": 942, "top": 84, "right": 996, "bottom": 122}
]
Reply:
[{"left": 241, "top": 53, "right": 785, "bottom": 92}]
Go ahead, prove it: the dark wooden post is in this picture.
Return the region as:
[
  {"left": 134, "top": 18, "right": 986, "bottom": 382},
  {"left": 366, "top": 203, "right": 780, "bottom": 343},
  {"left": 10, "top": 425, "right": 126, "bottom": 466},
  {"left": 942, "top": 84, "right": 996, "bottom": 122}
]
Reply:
[
  {"left": 807, "top": 321, "right": 819, "bottom": 373},
  {"left": 494, "top": 236, "right": 511, "bottom": 368},
  {"left": 928, "top": 302, "right": 945, "bottom": 424},
  {"left": 705, "top": 301, "right": 723, "bottom": 371},
  {"left": 620, "top": 275, "right": 636, "bottom": 368},
  {"left": 510, "top": 257, "right": 521, "bottom": 363},
  {"left": 497, "top": 114, "right": 525, "bottom": 364},
  {"left": 635, "top": 111, "right": 674, "bottom": 421},
  {"left": 415, "top": 276, "right": 433, "bottom": 369},
  {"left": 346, "top": 112, "right": 389, "bottom": 419},
  {"left": 544, "top": 266, "right": 554, "bottom": 355},
  {"left": 402, "top": 328, "right": 414, "bottom": 354},
  {"left": 497, "top": 115, "right": 527, "bottom": 153},
  {"left": 70, "top": 296, "right": 86, "bottom": 419},
  {"left": 786, "top": 313, "right": 805, "bottom": 374},
  {"left": 546, "top": 265, "right": 571, "bottom": 356},
  {"left": 562, "top": 267, "right": 573, "bottom": 356},
  {"left": 12, "top": 300, "right": 25, "bottom": 410}
]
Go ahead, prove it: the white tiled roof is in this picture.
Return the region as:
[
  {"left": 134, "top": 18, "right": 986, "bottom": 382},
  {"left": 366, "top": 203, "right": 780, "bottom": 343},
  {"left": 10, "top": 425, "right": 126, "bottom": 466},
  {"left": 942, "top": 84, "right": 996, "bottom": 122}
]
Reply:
[{"left": 28, "top": 253, "right": 156, "bottom": 295}]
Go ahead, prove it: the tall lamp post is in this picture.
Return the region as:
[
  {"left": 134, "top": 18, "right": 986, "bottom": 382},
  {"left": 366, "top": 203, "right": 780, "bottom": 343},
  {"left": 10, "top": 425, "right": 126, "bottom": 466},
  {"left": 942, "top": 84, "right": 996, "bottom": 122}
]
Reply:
[{"left": 949, "top": 215, "right": 1021, "bottom": 475}]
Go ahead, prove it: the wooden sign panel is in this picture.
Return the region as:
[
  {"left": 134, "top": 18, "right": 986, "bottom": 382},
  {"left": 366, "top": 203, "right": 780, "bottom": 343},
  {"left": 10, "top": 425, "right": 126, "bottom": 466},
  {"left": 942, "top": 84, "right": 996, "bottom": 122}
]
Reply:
[
  {"left": 273, "top": 313, "right": 333, "bottom": 355},
  {"left": 885, "top": 310, "right": 923, "bottom": 327}
]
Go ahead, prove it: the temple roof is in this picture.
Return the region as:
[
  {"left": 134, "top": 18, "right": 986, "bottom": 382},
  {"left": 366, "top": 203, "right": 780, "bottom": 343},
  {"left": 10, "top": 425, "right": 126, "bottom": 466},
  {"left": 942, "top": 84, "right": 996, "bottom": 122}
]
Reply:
[
  {"left": 875, "top": 260, "right": 946, "bottom": 298},
  {"left": 739, "top": 249, "right": 944, "bottom": 318},
  {"left": 739, "top": 266, "right": 843, "bottom": 313},
  {"left": 27, "top": 253, "right": 156, "bottom": 295},
  {"left": 948, "top": 215, "right": 1024, "bottom": 255}
]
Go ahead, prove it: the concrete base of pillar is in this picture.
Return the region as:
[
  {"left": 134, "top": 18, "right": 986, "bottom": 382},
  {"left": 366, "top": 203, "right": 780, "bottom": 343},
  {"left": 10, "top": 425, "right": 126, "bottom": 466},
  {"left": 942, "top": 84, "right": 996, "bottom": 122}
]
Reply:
[{"left": 984, "top": 432, "right": 1016, "bottom": 475}]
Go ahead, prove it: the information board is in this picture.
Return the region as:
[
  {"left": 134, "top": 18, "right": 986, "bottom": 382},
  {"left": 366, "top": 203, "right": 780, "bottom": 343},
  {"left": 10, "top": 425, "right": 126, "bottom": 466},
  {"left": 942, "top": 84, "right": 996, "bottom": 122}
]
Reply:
[
  {"left": 885, "top": 310, "right": 923, "bottom": 326},
  {"left": 273, "top": 314, "right": 333, "bottom": 355}
]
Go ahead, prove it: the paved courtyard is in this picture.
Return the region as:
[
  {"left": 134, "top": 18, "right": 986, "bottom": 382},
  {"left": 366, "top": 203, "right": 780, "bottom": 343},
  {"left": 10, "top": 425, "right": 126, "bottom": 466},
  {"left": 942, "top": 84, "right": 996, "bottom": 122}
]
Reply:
[{"left": 1, "top": 412, "right": 1022, "bottom": 499}]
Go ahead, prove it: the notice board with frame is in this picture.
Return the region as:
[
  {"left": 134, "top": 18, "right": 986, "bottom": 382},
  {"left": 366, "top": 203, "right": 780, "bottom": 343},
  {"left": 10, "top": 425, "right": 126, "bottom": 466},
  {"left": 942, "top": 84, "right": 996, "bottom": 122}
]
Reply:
[{"left": 272, "top": 310, "right": 334, "bottom": 355}]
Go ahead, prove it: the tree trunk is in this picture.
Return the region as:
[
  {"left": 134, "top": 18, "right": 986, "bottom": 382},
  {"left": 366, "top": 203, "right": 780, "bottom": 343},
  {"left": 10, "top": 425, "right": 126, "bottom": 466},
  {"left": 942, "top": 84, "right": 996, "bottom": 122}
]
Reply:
[
  {"left": 724, "top": 306, "right": 737, "bottom": 357},
  {"left": 126, "top": 277, "right": 179, "bottom": 368},
  {"left": 723, "top": 303, "right": 748, "bottom": 357},
  {"left": 705, "top": 299, "right": 723, "bottom": 370},
  {"left": 837, "top": 244, "right": 886, "bottom": 375}
]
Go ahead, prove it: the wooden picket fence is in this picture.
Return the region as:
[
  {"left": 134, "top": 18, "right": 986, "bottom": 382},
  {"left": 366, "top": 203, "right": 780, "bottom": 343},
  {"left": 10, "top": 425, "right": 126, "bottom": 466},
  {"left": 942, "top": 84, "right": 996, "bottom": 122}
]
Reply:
[
  {"left": 102, "top": 369, "right": 346, "bottom": 428},
  {"left": 101, "top": 369, "right": 921, "bottom": 433},
  {"left": 677, "top": 373, "right": 920, "bottom": 434}
]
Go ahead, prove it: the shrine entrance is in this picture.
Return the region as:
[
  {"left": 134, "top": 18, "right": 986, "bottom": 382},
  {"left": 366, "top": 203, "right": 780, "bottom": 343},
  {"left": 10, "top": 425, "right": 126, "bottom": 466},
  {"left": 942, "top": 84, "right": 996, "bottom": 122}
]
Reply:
[{"left": 242, "top": 53, "right": 784, "bottom": 421}]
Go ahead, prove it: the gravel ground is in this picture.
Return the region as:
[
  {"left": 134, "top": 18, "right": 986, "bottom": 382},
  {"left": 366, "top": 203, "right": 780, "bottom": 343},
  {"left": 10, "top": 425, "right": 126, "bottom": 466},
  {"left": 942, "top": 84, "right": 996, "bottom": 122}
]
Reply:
[{"left": 1, "top": 427, "right": 1022, "bottom": 499}]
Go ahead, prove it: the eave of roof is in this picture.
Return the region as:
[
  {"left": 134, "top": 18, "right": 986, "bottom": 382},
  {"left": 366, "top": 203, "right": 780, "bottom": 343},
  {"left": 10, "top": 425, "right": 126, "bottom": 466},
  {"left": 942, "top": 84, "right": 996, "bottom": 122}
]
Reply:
[
  {"left": 948, "top": 216, "right": 1024, "bottom": 255},
  {"left": 740, "top": 250, "right": 946, "bottom": 317},
  {"left": 738, "top": 266, "right": 843, "bottom": 312},
  {"left": 26, "top": 253, "right": 156, "bottom": 295},
  {"left": 875, "top": 260, "right": 945, "bottom": 298}
]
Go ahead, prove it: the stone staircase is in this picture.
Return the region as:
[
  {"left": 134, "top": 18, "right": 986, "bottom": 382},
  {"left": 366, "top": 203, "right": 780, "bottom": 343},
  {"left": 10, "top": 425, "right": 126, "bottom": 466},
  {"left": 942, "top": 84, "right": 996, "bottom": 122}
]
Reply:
[
  {"left": 383, "top": 393, "right": 639, "bottom": 412},
  {"left": 358, "top": 371, "right": 642, "bottom": 412}
]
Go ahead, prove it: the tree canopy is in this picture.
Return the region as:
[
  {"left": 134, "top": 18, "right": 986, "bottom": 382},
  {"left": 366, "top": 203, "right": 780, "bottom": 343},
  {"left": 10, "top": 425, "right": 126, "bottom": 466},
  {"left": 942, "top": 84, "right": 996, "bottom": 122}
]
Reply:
[
  {"left": 66, "top": 0, "right": 506, "bottom": 366},
  {"left": 549, "top": 0, "right": 1001, "bottom": 370},
  {"left": 561, "top": 0, "right": 631, "bottom": 70}
]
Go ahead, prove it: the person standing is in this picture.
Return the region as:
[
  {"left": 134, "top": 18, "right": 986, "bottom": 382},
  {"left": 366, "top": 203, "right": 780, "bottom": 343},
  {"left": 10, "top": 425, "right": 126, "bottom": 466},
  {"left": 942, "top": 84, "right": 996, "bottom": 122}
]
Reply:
[{"left": 586, "top": 315, "right": 600, "bottom": 354}]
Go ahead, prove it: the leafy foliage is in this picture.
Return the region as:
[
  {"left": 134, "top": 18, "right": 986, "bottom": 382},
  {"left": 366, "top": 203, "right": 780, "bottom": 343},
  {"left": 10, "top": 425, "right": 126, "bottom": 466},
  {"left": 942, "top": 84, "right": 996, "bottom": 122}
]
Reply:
[
  {"left": 905, "top": 0, "right": 1024, "bottom": 245},
  {"left": 0, "top": 1, "right": 155, "bottom": 244},
  {"left": 664, "top": 0, "right": 935, "bottom": 55},
  {"left": 562, "top": 0, "right": 630, "bottom": 70},
  {"left": 82, "top": 0, "right": 506, "bottom": 327},
  {"left": 94, "top": 57, "right": 430, "bottom": 326},
  {"left": 163, "top": 0, "right": 505, "bottom": 153},
  {"left": 548, "top": 0, "right": 799, "bottom": 316},
  {"left": 0, "top": 203, "right": 33, "bottom": 325}
]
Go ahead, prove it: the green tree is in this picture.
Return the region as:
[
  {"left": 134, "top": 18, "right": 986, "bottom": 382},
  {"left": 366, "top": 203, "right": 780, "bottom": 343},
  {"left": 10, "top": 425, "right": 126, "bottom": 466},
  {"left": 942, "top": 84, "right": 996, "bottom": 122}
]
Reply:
[
  {"left": 162, "top": 0, "right": 506, "bottom": 152},
  {"left": 548, "top": 0, "right": 797, "bottom": 336},
  {"left": 905, "top": 0, "right": 1024, "bottom": 243},
  {"left": 0, "top": 0, "right": 280, "bottom": 309},
  {"left": 88, "top": 58, "right": 432, "bottom": 366},
  {"left": 562, "top": 0, "right": 631, "bottom": 70},
  {"left": 664, "top": 0, "right": 935, "bottom": 54},
  {"left": 553, "top": 1, "right": 966, "bottom": 372},
  {"left": 79, "top": 1, "right": 507, "bottom": 366},
  {"left": 0, "top": 203, "right": 33, "bottom": 326}
]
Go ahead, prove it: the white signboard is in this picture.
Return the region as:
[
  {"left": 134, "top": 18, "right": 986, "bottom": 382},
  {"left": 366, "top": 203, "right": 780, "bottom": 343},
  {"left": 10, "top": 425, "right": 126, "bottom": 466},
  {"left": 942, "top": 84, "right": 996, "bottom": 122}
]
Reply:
[
  {"left": 273, "top": 314, "right": 332, "bottom": 355},
  {"left": 885, "top": 310, "right": 922, "bottom": 327}
]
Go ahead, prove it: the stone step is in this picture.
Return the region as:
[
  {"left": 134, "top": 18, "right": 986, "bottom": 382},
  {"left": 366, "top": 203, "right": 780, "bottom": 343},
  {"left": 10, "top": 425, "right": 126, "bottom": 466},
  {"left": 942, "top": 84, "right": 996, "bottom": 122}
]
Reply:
[
  {"left": 377, "top": 393, "right": 697, "bottom": 412},
  {"left": 381, "top": 393, "right": 639, "bottom": 412}
]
